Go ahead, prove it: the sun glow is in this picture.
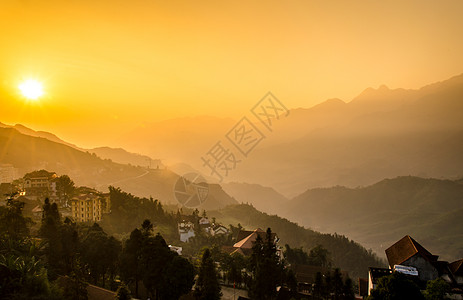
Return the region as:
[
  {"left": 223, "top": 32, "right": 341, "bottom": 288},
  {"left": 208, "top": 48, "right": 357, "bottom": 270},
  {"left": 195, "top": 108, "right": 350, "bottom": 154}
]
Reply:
[{"left": 18, "top": 79, "right": 44, "bottom": 100}]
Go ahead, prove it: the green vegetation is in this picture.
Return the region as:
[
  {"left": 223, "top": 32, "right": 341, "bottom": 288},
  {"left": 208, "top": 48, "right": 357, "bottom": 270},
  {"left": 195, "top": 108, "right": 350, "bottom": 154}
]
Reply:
[
  {"left": 248, "top": 228, "right": 283, "bottom": 300},
  {"left": 368, "top": 272, "right": 424, "bottom": 300},
  {"left": 284, "top": 176, "right": 463, "bottom": 261},
  {"left": 101, "top": 186, "right": 178, "bottom": 240},
  {"left": 194, "top": 248, "right": 222, "bottom": 300},
  {"left": 120, "top": 220, "right": 195, "bottom": 299},
  {"left": 210, "top": 203, "right": 386, "bottom": 279},
  {"left": 312, "top": 269, "right": 355, "bottom": 300},
  {"left": 423, "top": 278, "right": 451, "bottom": 300}
]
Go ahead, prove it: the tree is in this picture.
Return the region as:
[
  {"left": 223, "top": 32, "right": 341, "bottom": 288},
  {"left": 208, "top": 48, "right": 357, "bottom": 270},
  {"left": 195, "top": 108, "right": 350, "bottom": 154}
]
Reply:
[
  {"left": 40, "top": 198, "right": 64, "bottom": 279},
  {"left": 0, "top": 194, "right": 31, "bottom": 239},
  {"left": 120, "top": 220, "right": 194, "bottom": 299},
  {"left": 343, "top": 277, "right": 355, "bottom": 300},
  {"left": 80, "top": 223, "right": 120, "bottom": 287},
  {"left": 424, "top": 278, "right": 450, "bottom": 300},
  {"left": 120, "top": 228, "right": 143, "bottom": 298},
  {"left": 248, "top": 228, "right": 282, "bottom": 300},
  {"left": 56, "top": 175, "right": 75, "bottom": 205},
  {"left": 59, "top": 270, "right": 88, "bottom": 300},
  {"left": 283, "top": 244, "right": 310, "bottom": 265},
  {"left": 115, "top": 284, "right": 131, "bottom": 300},
  {"left": 369, "top": 272, "right": 424, "bottom": 300},
  {"left": 332, "top": 268, "right": 343, "bottom": 300},
  {"left": 308, "top": 245, "right": 331, "bottom": 268},
  {"left": 0, "top": 254, "right": 53, "bottom": 299},
  {"left": 313, "top": 271, "right": 323, "bottom": 299},
  {"left": 160, "top": 255, "right": 195, "bottom": 299},
  {"left": 140, "top": 232, "right": 173, "bottom": 298},
  {"left": 194, "top": 248, "right": 222, "bottom": 300}
]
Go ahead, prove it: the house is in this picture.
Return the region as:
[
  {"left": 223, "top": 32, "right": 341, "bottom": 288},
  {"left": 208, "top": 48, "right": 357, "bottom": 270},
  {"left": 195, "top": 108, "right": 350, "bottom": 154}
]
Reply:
[
  {"left": 14, "top": 195, "right": 41, "bottom": 218},
  {"left": 450, "top": 259, "right": 463, "bottom": 285},
  {"left": 223, "top": 228, "right": 281, "bottom": 257},
  {"left": 169, "top": 245, "right": 183, "bottom": 255},
  {"left": 211, "top": 224, "right": 228, "bottom": 236},
  {"left": 291, "top": 264, "right": 331, "bottom": 294},
  {"left": 358, "top": 278, "right": 368, "bottom": 298},
  {"left": 368, "top": 267, "right": 392, "bottom": 295},
  {"left": 373, "top": 235, "right": 463, "bottom": 298},
  {"left": 86, "top": 284, "right": 116, "bottom": 300},
  {"left": 290, "top": 264, "right": 350, "bottom": 295},
  {"left": 385, "top": 235, "right": 439, "bottom": 282},
  {"left": 70, "top": 193, "right": 102, "bottom": 222},
  {"left": 178, "top": 221, "right": 195, "bottom": 242},
  {"left": 199, "top": 217, "right": 210, "bottom": 225},
  {"left": 23, "top": 170, "right": 58, "bottom": 202}
]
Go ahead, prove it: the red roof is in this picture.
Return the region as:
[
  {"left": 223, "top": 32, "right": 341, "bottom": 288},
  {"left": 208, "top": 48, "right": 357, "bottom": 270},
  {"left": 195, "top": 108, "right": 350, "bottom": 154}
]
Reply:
[
  {"left": 449, "top": 259, "right": 463, "bottom": 276},
  {"left": 385, "top": 235, "right": 438, "bottom": 268}
]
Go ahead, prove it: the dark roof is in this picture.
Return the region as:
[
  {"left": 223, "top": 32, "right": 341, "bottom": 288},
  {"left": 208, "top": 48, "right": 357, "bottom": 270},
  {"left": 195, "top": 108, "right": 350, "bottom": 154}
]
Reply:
[
  {"left": 235, "top": 230, "right": 256, "bottom": 242},
  {"left": 385, "top": 235, "right": 438, "bottom": 268},
  {"left": 24, "top": 170, "right": 56, "bottom": 179},
  {"left": 87, "top": 284, "right": 116, "bottom": 300},
  {"left": 292, "top": 265, "right": 331, "bottom": 284},
  {"left": 222, "top": 246, "right": 236, "bottom": 254},
  {"left": 450, "top": 259, "right": 463, "bottom": 276},
  {"left": 369, "top": 267, "right": 392, "bottom": 284},
  {"left": 234, "top": 228, "right": 277, "bottom": 245}
]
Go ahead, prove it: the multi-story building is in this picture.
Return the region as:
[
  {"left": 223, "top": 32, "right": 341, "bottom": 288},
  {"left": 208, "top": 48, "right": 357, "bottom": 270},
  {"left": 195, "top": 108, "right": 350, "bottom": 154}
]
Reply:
[
  {"left": 23, "top": 170, "right": 58, "bottom": 202},
  {"left": 71, "top": 193, "right": 102, "bottom": 222}
]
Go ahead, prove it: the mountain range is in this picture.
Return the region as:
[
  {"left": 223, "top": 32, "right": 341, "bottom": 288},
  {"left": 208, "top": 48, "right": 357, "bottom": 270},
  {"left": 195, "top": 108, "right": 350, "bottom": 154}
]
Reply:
[
  {"left": 113, "top": 73, "right": 463, "bottom": 197},
  {"left": 0, "top": 126, "right": 236, "bottom": 210},
  {"left": 1, "top": 72, "right": 462, "bottom": 263},
  {"left": 281, "top": 176, "right": 463, "bottom": 262}
]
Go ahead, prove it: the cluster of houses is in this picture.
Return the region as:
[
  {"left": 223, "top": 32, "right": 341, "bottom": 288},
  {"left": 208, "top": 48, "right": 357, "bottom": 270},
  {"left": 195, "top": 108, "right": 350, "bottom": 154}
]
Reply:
[
  {"left": 361, "top": 235, "right": 463, "bottom": 299},
  {"left": 177, "top": 215, "right": 229, "bottom": 242},
  {"left": 0, "top": 170, "right": 108, "bottom": 223}
]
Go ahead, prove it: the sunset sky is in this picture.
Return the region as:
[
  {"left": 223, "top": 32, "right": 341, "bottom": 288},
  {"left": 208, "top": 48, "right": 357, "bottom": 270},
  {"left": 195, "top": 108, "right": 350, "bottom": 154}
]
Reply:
[{"left": 1, "top": 0, "right": 462, "bottom": 148}]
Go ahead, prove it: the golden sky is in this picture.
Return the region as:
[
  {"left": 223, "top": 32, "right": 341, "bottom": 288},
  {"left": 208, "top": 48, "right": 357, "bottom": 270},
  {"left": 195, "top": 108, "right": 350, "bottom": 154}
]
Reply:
[{"left": 1, "top": 0, "right": 463, "bottom": 148}]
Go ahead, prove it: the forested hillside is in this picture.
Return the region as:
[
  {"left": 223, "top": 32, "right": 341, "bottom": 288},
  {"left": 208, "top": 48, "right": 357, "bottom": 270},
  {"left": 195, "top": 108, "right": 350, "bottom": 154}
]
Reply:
[
  {"left": 209, "top": 204, "right": 386, "bottom": 279},
  {"left": 283, "top": 176, "right": 463, "bottom": 261}
]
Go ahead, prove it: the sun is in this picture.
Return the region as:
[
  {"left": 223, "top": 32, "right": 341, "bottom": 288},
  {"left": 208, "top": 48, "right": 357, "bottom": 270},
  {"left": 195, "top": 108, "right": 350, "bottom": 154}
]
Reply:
[{"left": 18, "top": 79, "right": 44, "bottom": 100}]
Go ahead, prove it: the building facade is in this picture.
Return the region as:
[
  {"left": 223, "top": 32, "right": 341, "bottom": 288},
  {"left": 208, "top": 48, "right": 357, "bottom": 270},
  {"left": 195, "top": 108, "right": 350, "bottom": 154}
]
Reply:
[{"left": 71, "top": 193, "right": 102, "bottom": 222}]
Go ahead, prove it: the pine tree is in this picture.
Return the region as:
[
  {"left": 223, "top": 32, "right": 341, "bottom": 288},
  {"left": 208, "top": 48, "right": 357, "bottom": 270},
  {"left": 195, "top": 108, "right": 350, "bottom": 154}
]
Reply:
[
  {"left": 248, "top": 228, "right": 282, "bottom": 300},
  {"left": 194, "top": 248, "right": 222, "bottom": 300}
]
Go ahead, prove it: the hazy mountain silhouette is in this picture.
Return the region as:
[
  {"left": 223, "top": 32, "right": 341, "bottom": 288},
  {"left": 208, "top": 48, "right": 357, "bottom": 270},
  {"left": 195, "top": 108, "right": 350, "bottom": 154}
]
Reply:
[
  {"left": 221, "top": 182, "right": 288, "bottom": 215},
  {"left": 282, "top": 176, "right": 463, "bottom": 261},
  {"left": 229, "top": 73, "right": 463, "bottom": 196},
  {"left": 113, "top": 73, "right": 463, "bottom": 197},
  {"left": 0, "top": 122, "right": 166, "bottom": 174},
  {"left": 0, "top": 122, "right": 78, "bottom": 149},
  {"left": 0, "top": 127, "right": 236, "bottom": 210},
  {"left": 89, "top": 146, "right": 161, "bottom": 168},
  {"left": 116, "top": 116, "right": 236, "bottom": 166}
]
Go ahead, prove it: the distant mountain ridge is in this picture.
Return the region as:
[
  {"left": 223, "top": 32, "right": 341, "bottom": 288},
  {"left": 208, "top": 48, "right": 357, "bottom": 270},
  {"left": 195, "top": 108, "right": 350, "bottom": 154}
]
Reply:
[
  {"left": 0, "top": 122, "right": 163, "bottom": 170},
  {"left": 229, "top": 73, "right": 463, "bottom": 196},
  {"left": 221, "top": 182, "right": 288, "bottom": 215},
  {"left": 282, "top": 176, "right": 463, "bottom": 262},
  {"left": 110, "top": 73, "right": 463, "bottom": 197},
  {"left": 0, "top": 127, "right": 236, "bottom": 210}
]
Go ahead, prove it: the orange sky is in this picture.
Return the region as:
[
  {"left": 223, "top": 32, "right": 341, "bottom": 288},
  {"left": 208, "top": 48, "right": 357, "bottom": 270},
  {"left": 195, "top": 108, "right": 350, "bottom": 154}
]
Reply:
[{"left": 1, "top": 0, "right": 463, "bottom": 148}]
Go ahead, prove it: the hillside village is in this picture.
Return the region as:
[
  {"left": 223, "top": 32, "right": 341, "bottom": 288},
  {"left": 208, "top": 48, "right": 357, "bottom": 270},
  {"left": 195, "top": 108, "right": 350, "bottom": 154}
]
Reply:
[{"left": 1, "top": 169, "right": 462, "bottom": 299}]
